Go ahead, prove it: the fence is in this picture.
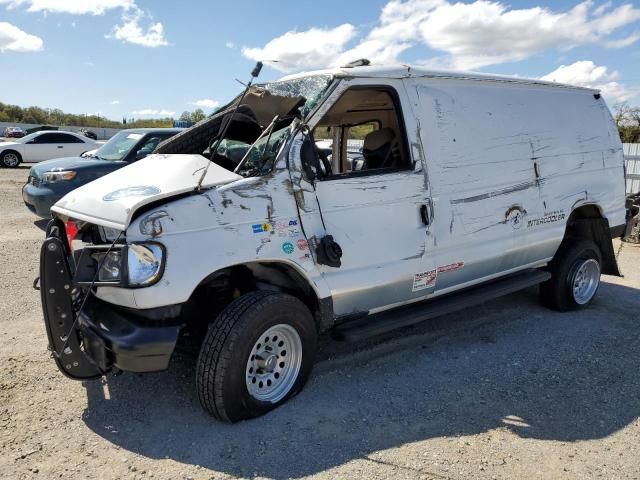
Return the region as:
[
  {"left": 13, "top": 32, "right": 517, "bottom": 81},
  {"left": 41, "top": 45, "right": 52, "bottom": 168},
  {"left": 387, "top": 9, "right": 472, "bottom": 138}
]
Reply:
[
  {"left": 0, "top": 122, "right": 123, "bottom": 140},
  {"left": 624, "top": 144, "right": 640, "bottom": 195}
]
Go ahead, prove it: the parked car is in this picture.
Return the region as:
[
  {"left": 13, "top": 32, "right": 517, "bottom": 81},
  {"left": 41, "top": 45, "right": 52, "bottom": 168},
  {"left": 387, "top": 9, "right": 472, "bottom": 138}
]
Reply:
[
  {"left": 38, "top": 63, "right": 626, "bottom": 422},
  {"left": 0, "top": 130, "right": 97, "bottom": 167},
  {"left": 22, "top": 128, "right": 182, "bottom": 217},
  {"left": 3, "top": 126, "right": 25, "bottom": 138},
  {"left": 80, "top": 128, "right": 98, "bottom": 140}
]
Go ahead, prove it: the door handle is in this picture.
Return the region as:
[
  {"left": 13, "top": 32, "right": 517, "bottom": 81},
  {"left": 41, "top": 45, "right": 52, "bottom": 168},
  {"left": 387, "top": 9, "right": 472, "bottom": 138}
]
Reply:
[
  {"left": 420, "top": 200, "right": 433, "bottom": 226},
  {"left": 57, "top": 146, "right": 63, "bottom": 148},
  {"left": 420, "top": 204, "right": 430, "bottom": 225}
]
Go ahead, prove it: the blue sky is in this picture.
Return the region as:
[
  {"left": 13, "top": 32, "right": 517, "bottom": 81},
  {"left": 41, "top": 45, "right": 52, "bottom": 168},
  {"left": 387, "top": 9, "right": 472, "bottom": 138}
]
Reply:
[{"left": 1, "top": 0, "right": 640, "bottom": 120}]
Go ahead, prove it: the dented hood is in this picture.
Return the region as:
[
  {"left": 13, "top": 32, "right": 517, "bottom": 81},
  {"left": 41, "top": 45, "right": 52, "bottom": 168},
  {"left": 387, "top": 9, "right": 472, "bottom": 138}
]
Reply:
[{"left": 52, "top": 154, "right": 241, "bottom": 230}]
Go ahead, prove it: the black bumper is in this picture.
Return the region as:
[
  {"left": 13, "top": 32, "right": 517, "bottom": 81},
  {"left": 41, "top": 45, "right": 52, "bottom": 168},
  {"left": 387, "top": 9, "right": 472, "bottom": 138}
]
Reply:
[
  {"left": 40, "top": 223, "right": 180, "bottom": 380},
  {"left": 77, "top": 295, "right": 180, "bottom": 373}
]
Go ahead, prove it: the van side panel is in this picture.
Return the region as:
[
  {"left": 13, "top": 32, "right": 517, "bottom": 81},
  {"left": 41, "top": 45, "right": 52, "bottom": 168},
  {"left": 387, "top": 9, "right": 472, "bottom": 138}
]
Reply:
[{"left": 407, "top": 78, "right": 625, "bottom": 292}]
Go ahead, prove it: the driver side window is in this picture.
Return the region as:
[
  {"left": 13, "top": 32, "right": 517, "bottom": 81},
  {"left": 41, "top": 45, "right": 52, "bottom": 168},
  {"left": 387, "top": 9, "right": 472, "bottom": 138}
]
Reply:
[
  {"left": 312, "top": 87, "right": 410, "bottom": 178},
  {"left": 131, "top": 135, "right": 166, "bottom": 161}
]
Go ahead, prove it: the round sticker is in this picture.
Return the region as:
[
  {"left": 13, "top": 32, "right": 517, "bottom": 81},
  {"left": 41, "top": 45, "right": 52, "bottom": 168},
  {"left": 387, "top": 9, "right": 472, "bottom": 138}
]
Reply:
[
  {"left": 296, "top": 239, "right": 308, "bottom": 250},
  {"left": 282, "top": 242, "right": 294, "bottom": 254},
  {"left": 103, "top": 185, "right": 161, "bottom": 201}
]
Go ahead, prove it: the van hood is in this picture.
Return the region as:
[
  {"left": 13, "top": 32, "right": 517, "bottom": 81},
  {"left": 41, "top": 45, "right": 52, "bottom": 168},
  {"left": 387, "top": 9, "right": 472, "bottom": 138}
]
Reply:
[{"left": 51, "top": 154, "right": 242, "bottom": 231}]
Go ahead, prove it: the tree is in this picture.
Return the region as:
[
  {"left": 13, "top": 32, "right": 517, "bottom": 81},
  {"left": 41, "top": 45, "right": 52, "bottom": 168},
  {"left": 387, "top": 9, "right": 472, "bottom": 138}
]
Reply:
[
  {"left": 191, "top": 109, "right": 206, "bottom": 123},
  {"left": 613, "top": 102, "right": 640, "bottom": 143},
  {"left": 179, "top": 111, "right": 192, "bottom": 122}
]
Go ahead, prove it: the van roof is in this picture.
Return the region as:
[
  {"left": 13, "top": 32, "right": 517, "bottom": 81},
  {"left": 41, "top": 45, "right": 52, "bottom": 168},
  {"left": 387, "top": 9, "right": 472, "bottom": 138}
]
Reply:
[{"left": 279, "top": 64, "right": 599, "bottom": 94}]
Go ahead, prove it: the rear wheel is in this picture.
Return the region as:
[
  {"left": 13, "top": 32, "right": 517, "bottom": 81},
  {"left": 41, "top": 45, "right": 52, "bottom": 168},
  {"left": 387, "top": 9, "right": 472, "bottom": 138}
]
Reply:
[
  {"left": 196, "top": 291, "right": 317, "bottom": 422},
  {"left": 540, "top": 239, "right": 602, "bottom": 311},
  {"left": 0, "top": 151, "right": 21, "bottom": 168}
]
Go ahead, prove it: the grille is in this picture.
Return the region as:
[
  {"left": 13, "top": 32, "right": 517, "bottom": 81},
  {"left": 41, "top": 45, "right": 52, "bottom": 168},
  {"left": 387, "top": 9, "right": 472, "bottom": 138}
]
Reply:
[{"left": 28, "top": 176, "right": 41, "bottom": 188}]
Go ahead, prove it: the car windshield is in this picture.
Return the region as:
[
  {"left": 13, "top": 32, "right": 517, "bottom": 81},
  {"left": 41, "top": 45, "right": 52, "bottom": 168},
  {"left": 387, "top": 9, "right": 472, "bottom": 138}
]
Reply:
[
  {"left": 92, "top": 131, "right": 143, "bottom": 161},
  {"left": 216, "top": 126, "right": 292, "bottom": 177}
]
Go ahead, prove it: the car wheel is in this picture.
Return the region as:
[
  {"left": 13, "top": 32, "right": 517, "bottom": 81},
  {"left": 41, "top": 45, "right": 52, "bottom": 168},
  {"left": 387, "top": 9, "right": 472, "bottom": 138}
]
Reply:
[
  {"left": 0, "top": 151, "right": 22, "bottom": 168},
  {"left": 539, "top": 239, "right": 602, "bottom": 311},
  {"left": 196, "top": 291, "right": 317, "bottom": 422}
]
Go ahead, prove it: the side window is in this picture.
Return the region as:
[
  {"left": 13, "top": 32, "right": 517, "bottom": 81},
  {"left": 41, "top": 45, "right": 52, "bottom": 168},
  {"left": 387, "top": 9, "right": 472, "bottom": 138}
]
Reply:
[
  {"left": 57, "top": 133, "right": 84, "bottom": 143},
  {"left": 34, "top": 133, "right": 57, "bottom": 144},
  {"left": 131, "top": 135, "right": 166, "bottom": 160},
  {"left": 311, "top": 87, "right": 410, "bottom": 178}
]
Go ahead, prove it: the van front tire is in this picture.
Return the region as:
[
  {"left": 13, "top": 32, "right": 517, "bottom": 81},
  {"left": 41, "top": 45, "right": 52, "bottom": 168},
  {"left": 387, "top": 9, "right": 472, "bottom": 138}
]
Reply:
[
  {"left": 540, "top": 239, "right": 602, "bottom": 311},
  {"left": 196, "top": 291, "right": 317, "bottom": 422}
]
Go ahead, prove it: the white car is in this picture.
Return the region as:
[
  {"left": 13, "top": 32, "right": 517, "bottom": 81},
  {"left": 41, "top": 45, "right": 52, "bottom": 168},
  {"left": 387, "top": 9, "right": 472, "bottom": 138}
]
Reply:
[{"left": 0, "top": 130, "right": 97, "bottom": 168}]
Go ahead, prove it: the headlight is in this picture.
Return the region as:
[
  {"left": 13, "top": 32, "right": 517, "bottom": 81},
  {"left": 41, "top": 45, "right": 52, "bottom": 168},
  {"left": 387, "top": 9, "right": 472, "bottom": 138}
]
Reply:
[
  {"left": 94, "top": 250, "right": 123, "bottom": 282},
  {"left": 42, "top": 170, "right": 76, "bottom": 184},
  {"left": 127, "top": 243, "right": 165, "bottom": 286},
  {"left": 76, "top": 242, "right": 165, "bottom": 287}
]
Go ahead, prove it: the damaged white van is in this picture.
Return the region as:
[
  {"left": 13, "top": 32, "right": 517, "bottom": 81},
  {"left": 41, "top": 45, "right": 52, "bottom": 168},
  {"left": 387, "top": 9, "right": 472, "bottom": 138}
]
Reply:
[{"left": 39, "top": 61, "right": 626, "bottom": 422}]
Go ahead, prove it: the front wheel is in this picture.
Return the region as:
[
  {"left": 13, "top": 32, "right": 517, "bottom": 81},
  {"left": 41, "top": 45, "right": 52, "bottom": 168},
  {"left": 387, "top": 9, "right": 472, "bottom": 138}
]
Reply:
[
  {"left": 540, "top": 239, "right": 602, "bottom": 311},
  {"left": 0, "top": 151, "right": 21, "bottom": 168},
  {"left": 196, "top": 291, "right": 317, "bottom": 422}
]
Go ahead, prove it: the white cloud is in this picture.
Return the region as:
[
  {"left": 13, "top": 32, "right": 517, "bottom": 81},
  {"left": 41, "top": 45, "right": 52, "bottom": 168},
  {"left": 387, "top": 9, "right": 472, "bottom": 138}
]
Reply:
[
  {"left": 541, "top": 60, "right": 635, "bottom": 103},
  {"left": 131, "top": 109, "right": 175, "bottom": 117},
  {"left": 0, "top": 21, "right": 43, "bottom": 52},
  {"left": 242, "top": 24, "right": 356, "bottom": 72},
  {"left": 244, "top": 1, "right": 640, "bottom": 73},
  {"left": 106, "top": 7, "right": 168, "bottom": 48},
  {"left": 225, "top": 41, "right": 235, "bottom": 49},
  {"left": 414, "top": 1, "right": 640, "bottom": 70},
  {"left": 1, "top": 0, "right": 169, "bottom": 48},
  {"left": 190, "top": 99, "right": 219, "bottom": 109},
  {"left": 0, "top": 0, "right": 135, "bottom": 15},
  {"left": 107, "top": 100, "right": 120, "bottom": 105}
]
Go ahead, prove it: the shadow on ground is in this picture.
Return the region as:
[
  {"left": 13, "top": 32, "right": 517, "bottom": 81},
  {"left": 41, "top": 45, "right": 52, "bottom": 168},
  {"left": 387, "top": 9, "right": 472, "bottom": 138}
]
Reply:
[{"left": 82, "top": 282, "right": 640, "bottom": 479}]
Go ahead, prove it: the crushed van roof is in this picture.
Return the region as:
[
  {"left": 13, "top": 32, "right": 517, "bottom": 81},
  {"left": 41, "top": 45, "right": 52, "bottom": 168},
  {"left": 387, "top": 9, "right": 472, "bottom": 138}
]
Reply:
[{"left": 279, "top": 64, "right": 599, "bottom": 93}]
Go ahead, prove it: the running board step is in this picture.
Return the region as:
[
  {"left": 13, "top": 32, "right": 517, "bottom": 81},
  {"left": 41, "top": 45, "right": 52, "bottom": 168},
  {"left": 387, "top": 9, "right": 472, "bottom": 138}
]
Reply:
[{"left": 333, "top": 269, "right": 551, "bottom": 342}]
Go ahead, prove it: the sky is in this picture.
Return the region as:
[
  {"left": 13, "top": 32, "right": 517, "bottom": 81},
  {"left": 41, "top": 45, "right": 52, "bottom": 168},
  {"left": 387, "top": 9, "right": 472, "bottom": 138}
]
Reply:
[{"left": 1, "top": 0, "right": 640, "bottom": 120}]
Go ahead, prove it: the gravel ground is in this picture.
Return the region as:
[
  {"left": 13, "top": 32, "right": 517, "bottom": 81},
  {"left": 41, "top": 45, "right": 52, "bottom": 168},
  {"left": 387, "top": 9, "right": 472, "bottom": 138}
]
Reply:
[{"left": 1, "top": 165, "right": 640, "bottom": 480}]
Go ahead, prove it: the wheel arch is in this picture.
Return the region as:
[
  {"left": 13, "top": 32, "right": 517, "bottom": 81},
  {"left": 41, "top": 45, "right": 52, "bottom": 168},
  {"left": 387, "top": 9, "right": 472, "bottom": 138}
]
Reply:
[
  {"left": 182, "top": 260, "right": 334, "bottom": 337},
  {"left": 558, "top": 202, "right": 621, "bottom": 276}
]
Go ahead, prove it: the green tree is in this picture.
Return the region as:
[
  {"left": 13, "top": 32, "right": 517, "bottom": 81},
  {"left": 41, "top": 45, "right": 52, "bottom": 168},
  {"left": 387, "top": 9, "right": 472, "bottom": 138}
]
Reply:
[{"left": 191, "top": 109, "right": 206, "bottom": 123}]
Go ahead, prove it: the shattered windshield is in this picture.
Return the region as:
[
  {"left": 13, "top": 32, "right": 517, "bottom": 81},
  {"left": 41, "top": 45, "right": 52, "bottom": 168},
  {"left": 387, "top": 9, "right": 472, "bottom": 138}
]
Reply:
[{"left": 263, "top": 74, "right": 333, "bottom": 117}]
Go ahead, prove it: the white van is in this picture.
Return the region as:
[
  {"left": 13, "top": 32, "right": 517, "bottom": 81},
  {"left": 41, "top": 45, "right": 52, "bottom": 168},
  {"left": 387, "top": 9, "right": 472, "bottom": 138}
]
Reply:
[{"left": 39, "top": 62, "right": 626, "bottom": 422}]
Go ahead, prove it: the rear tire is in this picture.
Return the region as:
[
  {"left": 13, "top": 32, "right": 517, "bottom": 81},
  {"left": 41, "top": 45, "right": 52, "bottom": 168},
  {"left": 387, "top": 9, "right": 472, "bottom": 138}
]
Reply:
[
  {"left": 540, "top": 239, "right": 602, "bottom": 311},
  {"left": 196, "top": 291, "right": 317, "bottom": 422},
  {"left": 0, "top": 150, "right": 21, "bottom": 168}
]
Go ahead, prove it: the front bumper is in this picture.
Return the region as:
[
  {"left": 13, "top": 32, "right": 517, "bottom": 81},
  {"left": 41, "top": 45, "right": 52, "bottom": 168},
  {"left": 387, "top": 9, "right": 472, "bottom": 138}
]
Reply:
[
  {"left": 77, "top": 295, "right": 180, "bottom": 373},
  {"left": 22, "top": 182, "right": 62, "bottom": 218},
  {"left": 40, "top": 223, "right": 180, "bottom": 380}
]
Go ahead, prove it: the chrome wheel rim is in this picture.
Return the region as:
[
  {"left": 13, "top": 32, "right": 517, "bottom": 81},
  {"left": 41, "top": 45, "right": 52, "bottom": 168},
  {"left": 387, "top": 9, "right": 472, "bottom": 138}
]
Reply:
[
  {"left": 572, "top": 258, "right": 600, "bottom": 304},
  {"left": 245, "top": 324, "right": 302, "bottom": 403},
  {"left": 3, "top": 153, "right": 19, "bottom": 167}
]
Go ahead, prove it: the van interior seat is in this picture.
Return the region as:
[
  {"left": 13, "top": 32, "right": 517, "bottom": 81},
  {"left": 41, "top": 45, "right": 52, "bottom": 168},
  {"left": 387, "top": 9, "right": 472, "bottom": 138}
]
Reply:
[{"left": 362, "top": 128, "right": 400, "bottom": 169}]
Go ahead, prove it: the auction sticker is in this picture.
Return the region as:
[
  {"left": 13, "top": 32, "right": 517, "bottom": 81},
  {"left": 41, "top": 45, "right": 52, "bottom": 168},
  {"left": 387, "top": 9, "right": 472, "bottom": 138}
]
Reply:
[{"left": 412, "top": 269, "right": 437, "bottom": 292}]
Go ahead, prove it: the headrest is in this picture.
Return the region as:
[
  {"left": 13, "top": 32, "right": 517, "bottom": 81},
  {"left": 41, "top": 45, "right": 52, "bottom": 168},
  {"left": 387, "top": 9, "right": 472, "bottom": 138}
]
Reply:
[{"left": 363, "top": 128, "right": 396, "bottom": 151}]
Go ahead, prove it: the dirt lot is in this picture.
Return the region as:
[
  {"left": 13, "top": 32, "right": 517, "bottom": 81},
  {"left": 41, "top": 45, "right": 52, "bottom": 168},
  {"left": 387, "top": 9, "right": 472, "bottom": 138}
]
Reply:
[{"left": 1, "top": 165, "right": 640, "bottom": 480}]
